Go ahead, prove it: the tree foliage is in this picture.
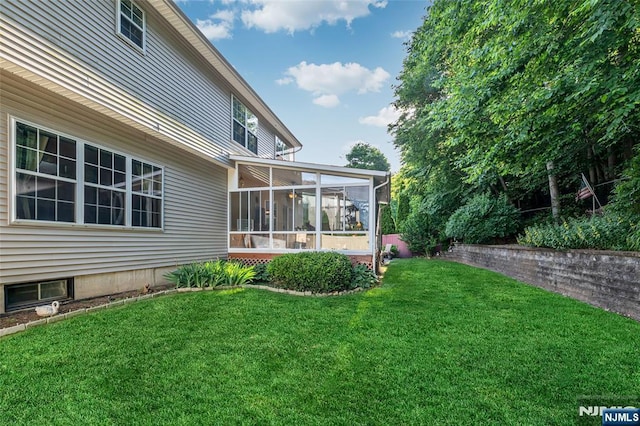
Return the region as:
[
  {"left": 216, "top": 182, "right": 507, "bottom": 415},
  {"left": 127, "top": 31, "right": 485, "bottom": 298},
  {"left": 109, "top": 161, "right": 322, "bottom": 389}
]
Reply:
[
  {"left": 345, "top": 142, "right": 391, "bottom": 172},
  {"left": 445, "top": 193, "right": 521, "bottom": 244},
  {"left": 380, "top": 204, "right": 396, "bottom": 235},
  {"left": 391, "top": 0, "right": 640, "bottom": 250}
]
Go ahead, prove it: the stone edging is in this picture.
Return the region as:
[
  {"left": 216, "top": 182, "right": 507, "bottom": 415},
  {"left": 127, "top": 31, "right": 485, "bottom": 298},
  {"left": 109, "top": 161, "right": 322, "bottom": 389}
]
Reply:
[
  {"left": 0, "top": 285, "right": 367, "bottom": 338},
  {"left": 243, "top": 284, "right": 366, "bottom": 297},
  {"left": 0, "top": 289, "right": 180, "bottom": 339},
  {"left": 175, "top": 284, "right": 366, "bottom": 297}
]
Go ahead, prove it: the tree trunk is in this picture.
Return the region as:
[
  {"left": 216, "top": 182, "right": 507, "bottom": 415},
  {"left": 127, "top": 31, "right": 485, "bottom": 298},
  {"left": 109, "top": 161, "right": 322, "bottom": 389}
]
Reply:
[
  {"left": 498, "top": 175, "right": 508, "bottom": 192},
  {"left": 588, "top": 148, "right": 596, "bottom": 184},
  {"left": 546, "top": 161, "right": 561, "bottom": 221},
  {"left": 607, "top": 147, "right": 616, "bottom": 180}
]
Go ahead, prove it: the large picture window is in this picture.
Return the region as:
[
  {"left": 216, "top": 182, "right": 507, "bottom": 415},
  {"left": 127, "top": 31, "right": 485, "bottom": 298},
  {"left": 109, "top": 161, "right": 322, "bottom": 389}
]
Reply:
[
  {"left": 13, "top": 120, "right": 163, "bottom": 229},
  {"left": 118, "top": 0, "right": 145, "bottom": 50},
  {"left": 232, "top": 96, "right": 258, "bottom": 154}
]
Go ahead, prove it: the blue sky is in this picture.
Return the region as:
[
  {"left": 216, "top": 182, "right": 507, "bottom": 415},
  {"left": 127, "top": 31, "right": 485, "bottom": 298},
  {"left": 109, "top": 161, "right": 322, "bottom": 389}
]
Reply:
[{"left": 176, "top": 0, "right": 429, "bottom": 172}]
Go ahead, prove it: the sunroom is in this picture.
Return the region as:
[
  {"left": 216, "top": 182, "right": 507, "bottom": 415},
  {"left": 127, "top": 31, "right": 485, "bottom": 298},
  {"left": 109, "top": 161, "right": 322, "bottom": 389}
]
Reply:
[{"left": 228, "top": 155, "right": 390, "bottom": 270}]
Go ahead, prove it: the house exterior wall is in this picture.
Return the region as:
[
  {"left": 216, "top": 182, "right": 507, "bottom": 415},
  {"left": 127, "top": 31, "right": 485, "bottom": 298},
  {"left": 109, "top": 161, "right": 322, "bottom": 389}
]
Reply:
[
  {"left": 0, "top": 0, "right": 284, "bottom": 162},
  {"left": 0, "top": 0, "right": 303, "bottom": 312},
  {"left": 0, "top": 72, "right": 228, "bottom": 305}
]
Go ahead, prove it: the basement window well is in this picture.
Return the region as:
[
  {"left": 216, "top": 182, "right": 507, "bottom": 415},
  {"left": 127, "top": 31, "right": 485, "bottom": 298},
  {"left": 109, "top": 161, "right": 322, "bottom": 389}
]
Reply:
[{"left": 4, "top": 278, "right": 73, "bottom": 311}]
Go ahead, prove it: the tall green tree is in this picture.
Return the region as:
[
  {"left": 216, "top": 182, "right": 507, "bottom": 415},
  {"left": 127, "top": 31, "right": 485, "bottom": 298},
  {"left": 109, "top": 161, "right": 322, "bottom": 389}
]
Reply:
[
  {"left": 345, "top": 142, "right": 391, "bottom": 172},
  {"left": 392, "top": 0, "right": 639, "bottom": 223}
]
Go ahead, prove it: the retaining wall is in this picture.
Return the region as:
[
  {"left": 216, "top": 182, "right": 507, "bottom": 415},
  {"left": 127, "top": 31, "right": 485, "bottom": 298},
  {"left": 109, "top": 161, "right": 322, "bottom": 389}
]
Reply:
[{"left": 445, "top": 244, "right": 640, "bottom": 321}]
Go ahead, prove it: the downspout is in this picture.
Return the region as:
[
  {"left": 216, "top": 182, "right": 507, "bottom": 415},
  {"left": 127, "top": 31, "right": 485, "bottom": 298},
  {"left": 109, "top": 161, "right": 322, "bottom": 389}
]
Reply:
[{"left": 373, "top": 174, "right": 390, "bottom": 273}]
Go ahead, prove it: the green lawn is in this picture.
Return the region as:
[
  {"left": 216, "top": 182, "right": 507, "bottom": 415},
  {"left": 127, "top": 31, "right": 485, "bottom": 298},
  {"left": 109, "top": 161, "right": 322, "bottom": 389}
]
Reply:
[{"left": 1, "top": 259, "right": 638, "bottom": 425}]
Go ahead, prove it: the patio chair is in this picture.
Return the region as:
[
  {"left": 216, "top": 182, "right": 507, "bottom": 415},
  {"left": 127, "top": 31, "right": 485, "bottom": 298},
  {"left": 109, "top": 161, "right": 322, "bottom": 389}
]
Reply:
[{"left": 380, "top": 243, "right": 393, "bottom": 264}]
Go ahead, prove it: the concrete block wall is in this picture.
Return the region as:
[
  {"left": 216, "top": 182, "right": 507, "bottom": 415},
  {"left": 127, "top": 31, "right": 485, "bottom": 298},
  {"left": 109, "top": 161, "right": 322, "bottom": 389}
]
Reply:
[
  {"left": 445, "top": 244, "right": 640, "bottom": 321},
  {"left": 74, "top": 266, "right": 174, "bottom": 300}
]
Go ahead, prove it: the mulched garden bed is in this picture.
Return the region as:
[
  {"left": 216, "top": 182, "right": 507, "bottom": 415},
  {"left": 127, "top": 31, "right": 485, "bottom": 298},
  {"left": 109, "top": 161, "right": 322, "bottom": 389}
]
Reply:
[{"left": 0, "top": 285, "right": 174, "bottom": 330}]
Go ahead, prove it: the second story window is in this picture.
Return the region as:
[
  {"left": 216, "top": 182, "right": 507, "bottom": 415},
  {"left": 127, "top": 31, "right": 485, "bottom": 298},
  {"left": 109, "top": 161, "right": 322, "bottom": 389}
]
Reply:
[
  {"left": 118, "top": 0, "right": 145, "bottom": 50},
  {"left": 275, "top": 137, "right": 289, "bottom": 160},
  {"left": 232, "top": 96, "right": 258, "bottom": 154}
]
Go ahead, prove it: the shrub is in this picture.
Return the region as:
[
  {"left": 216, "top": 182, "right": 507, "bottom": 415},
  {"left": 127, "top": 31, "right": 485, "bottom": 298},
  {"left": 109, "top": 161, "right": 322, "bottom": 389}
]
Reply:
[
  {"left": 390, "top": 245, "right": 399, "bottom": 258},
  {"left": 445, "top": 193, "right": 521, "bottom": 244},
  {"left": 400, "top": 200, "right": 438, "bottom": 255},
  {"left": 165, "top": 260, "right": 256, "bottom": 288},
  {"left": 267, "top": 252, "right": 354, "bottom": 292},
  {"left": 252, "top": 263, "right": 270, "bottom": 282},
  {"left": 352, "top": 264, "right": 378, "bottom": 289},
  {"left": 518, "top": 212, "right": 639, "bottom": 251},
  {"left": 223, "top": 262, "right": 257, "bottom": 286}
]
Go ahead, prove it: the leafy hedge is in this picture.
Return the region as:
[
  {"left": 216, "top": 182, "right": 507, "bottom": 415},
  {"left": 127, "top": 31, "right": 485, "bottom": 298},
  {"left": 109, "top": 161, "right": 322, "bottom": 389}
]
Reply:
[
  {"left": 518, "top": 213, "right": 640, "bottom": 251},
  {"left": 266, "top": 252, "right": 362, "bottom": 293},
  {"left": 445, "top": 193, "right": 521, "bottom": 244},
  {"left": 165, "top": 260, "right": 256, "bottom": 288},
  {"left": 400, "top": 198, "right": 438, "bottom": 255}
]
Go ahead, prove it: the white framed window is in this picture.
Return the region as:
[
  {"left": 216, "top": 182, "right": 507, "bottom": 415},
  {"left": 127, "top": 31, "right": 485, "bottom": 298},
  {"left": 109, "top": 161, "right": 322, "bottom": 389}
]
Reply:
[
  {"left": 15, "top": 122, "right": 77, "bottom": 222},
  {"left": 83, "top": 145, "right": 126, "bottom": 225},
  {"left": 131, "top": 159, "right": 163, "bottom": 227},
  {"left": 117, "top": 0, "right": 145, "bottom": 51},
  {"left": 232, "top": 96, "right": 258, "bottom": 154},
  {"left": 275, "top": 136, "right": 288, "bottom": 160},
  {"left": 11, "top": 119, "right": 163, "bottom": 229}
]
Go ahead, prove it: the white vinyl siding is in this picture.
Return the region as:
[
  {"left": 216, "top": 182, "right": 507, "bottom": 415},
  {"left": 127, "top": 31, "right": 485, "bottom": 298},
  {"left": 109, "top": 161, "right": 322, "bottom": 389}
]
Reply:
[
  {"left": 1, "top": 0, "right": 232, "bottom": 162},
  {"left": 0, "top": 73, "right": 228, "bottom": 284}
]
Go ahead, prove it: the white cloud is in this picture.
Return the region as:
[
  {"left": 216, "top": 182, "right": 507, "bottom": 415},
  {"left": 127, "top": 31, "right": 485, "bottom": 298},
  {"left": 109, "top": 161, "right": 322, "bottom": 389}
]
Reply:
[
  {"left": 358, "top": 105, "right": 414, "bottom": 127},
  {"left": 279, "top": 61, "right": 390, "bottom": 98},
  {"left": 241, "top": 0, "right": 387, "bottom": 34},
  {"left": 359, "top": 105, "right": 402, "bottom": 127},
  {"left": 313, "top": 94, "right": 340, "bottom": 108},
  {"left": 196, "top": 10, "right": 235, "bottom": 40},
  {"left": 275, "top": 77, "right": 294, "bottom": 86},
  {"left": 391, "top": 30, "right": 412, "bottom": 40}
]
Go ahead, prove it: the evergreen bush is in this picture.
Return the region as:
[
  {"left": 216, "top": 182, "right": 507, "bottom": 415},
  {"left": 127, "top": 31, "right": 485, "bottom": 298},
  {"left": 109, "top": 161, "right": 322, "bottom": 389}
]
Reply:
[
  {"left": 267, "top": 252, "right": 354, "bottom": 292},
  {"left": 380, "top": 204, "right": 396, "bottom": 235}
]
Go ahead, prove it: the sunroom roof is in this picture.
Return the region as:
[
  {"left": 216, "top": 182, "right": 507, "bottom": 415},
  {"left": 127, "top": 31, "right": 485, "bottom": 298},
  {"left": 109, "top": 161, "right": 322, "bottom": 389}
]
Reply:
[
  {"left": 230, "top": 155, "right": 390, "bottom": 204},
  {"left": 229, "top": 155, "right": 389, "bottom": 179}
]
